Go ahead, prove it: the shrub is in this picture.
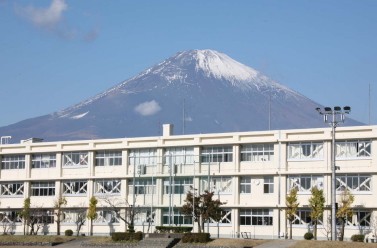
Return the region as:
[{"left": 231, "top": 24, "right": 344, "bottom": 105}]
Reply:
[
  {"left": 304, "top": 232, "right": 314, "bottom": 240},
  {"left": 112, "top": 232, "right": 127, "bottom": 241},
  {"left": 155, "top": 226, "right": 192, "bottom": 233},
  {"left": 182, "top": 233, "right": 210, "bottom": 243},
  {"left": 64, "top": 229, "right": 73, "bottom": 236},
  {"left": 351, "top": 234, "right": 365, "bottom": 242}
]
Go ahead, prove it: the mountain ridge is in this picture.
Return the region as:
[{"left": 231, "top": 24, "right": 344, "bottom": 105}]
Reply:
[{"left": 0, "top": 49, "right": 363, "bottom": 142}]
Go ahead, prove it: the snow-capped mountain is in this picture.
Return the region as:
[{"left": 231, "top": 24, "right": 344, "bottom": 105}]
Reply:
[{"left": 0, "top": 49, "right": 362, "bottom": 142}]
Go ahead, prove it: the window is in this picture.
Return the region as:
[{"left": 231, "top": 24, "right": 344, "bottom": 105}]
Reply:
[
  {"left": 288, "top": 175, "right": 324, "bottom": 192},
  {"left": 62, "top": 180, "right": 87, "bottom": 195},
  {"left": 240, "top": 209, "right": 273, "bottom": 226},
  {"left": 240, "top": 177, "right": 251, "bottom": 194},
  {"left": 94, "top": 210, "right": 120, "bottom": 224},
  {"left": 94, "top": 179, "right": 121, "bottom": 195},
  {"left": 1, "top": 155, "right": 25, "bottom": 169},
  {"left": 0, "top": 211, "right": 22, "bottom": 223},
  {"left": 241, "top": 144, "right": 274, "bottom": 162},
  {"left": 263, "top": 177, "right": 274, "bottom": 194},
  {"left": 346, "top": 210, "right": 371, "bottom": 227},
  {"left": 129, "top": 149, "right": 157, "bottom": 166},
  {"left": 164, "top": 178, "right": 193, "bottom": 194},
  {"left": 31, "top": 210, "right": 54, "bottom": 224},
  {"left": 134, "top": 209, "right": 155, "bottom": 225},
  {"left": 336, "top": 174, "right": 371, "bottom": 192},
  {"left": 336, "top": 140, "right": 371, "bottom": 158},
  {"left": 201, "top": 146, "right": 233, "bottom": 163},
  {"left": 209, "top": 209, "right": 232, "bottom": 224},
  {"left": 292, "top": 209, "right": 323, "bottom": 225},
  {"left": 62, "top": 210, "right": 86, "bottom": 224},
  {"left": 31, "top": 153, "right": 56, "bottom": 168},
  {"left": 0, "top": 182, "right": 24, "bottom": 196},
  {"left": 164, "top": 147, "right": 194, "bottom": 165},
  {"left": 288, "top": 142, "right": 323, "bottom": 160},
  {"left": 31, "top": 182, "right": 55, "bottom": 196},
  {"left": 201, "top": 176, "right": 232, "bottom": 194},
  {"left": 129, "top": 179, "right": 156, "bottom": 195},
  {"left": 95, "top": 150, "right": 122, "bottom": 166},
  {"left": 63, "top": 152, "right": 88, "bottom": 166},
  {"left": 162, "top": 209, "right": 192, "bottom": 225}
]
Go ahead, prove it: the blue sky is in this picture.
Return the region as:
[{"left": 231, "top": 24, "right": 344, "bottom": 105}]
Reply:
[{"left": 0, "top": 0, "right": 376, "bottom": 127}]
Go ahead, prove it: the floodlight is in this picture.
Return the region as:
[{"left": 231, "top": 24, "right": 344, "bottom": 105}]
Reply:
[
  {"left": 334, "top": 106, "right": 341, "bottom": 111},
  {"left": 343, "top": 106, "right": 351, "bottom": 113},
  {"left": 324, "top": 107, "right": 332, "bottom": 112}
]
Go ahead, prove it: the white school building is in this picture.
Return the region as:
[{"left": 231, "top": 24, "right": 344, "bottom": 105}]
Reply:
[{"left": 0, "top": 124, "right": 376, "bottom": 240}]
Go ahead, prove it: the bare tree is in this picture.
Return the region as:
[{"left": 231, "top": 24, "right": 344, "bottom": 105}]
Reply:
[
  {"left": 0, "top": 212, "right": 16, "bottom": 235},
  {"left": 101, "top": 197, "right": 138, "bottom": 232},
  {"left": 75, "top": 210, "right": 87, "bottom": 236},
  {"left": 27, "top": 208, "right": 50, "bottom": 235}
]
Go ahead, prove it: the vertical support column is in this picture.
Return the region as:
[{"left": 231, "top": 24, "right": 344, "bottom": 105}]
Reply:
[
  {"left": 25, "top": 154, "right": 31, "bottom": 179},
  {"left": 234, "top": 144, "right": 240, "bottom": 173},
  {"left": 56, "top": 152, "right": 62, "bottom": 178}
]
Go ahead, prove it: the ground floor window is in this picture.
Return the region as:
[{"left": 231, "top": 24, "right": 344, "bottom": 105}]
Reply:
[
  {"left": 240, "top": 209, "right": 273, "bottom": 226},
  {"left": 162, "top": 209, "right": 192, "bottom": 225}
]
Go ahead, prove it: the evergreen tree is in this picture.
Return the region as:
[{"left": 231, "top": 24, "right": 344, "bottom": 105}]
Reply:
[
  {"left": 309, "top": 187, "right": 325, "bottom": 240},
  {"left": 336, "top": 189, "right": 354, "bottom": 241},
  {"left": 286, "top": 187, "right": 299, "bottom": 239},
  {"left": 87, "top": 196, "right": 98, "bottom": 236}
]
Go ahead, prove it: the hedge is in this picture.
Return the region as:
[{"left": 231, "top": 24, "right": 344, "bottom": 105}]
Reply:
[
  {"left": 351, "top": 234, "right": 365, "bottom": 242},
  {"left": 155, "top": 226, "right": 193, "bottom": 233},
  {"left": 111, "top": 231, "right": 143, "bottom": 241}
]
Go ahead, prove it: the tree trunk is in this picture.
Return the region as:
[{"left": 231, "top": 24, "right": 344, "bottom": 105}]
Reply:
[
  {"left": 197, "top": 220, "right": 201, "bottom": 233},
  {"left": 289, "top": 221, "right": 293, "bottom": 239},
  {"left": 57, "top": 220, "right": 60, "bottom": 235},
  {"left": 314, "top": 220, "right": 317, "bottom": 240},
  {"left": 340, "top": 218, "right": 345, "bottom": 241}
]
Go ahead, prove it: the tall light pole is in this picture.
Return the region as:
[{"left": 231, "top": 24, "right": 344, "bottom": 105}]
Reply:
[{"left": 316, "top": 106, "right": 351, "bottom": 241}]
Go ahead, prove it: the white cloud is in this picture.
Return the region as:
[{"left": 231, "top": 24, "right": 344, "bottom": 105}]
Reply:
[
  {"left": 15, "top": 0, "right": 98, "bottom": 42},
  {"left": 134, "top": 100, "right": 161, "bottom": 116},
  {"left": 16, "top": 0, "right": 67, "bottom": 30}
]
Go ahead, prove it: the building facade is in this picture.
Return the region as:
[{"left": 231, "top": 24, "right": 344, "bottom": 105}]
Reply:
[{"left": 0, "top": 124, "right": 376, "bottom": 240}]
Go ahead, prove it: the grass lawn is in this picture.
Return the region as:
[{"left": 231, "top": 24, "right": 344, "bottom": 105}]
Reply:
[
  {"left": 291, "top": 240, "right": 377, "bottom": 248},
  {"left": 0, "top": 235, "right": 75, "bottom": 243}
]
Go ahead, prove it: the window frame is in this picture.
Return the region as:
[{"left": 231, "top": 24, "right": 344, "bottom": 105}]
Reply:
[
  {"left": 1, "top": 155, "right": 26, "bottom": 170},
  {"left": 287, "top": 142, "right": 323, "bottom": 161},
  {"left": 240, "top": 144, "right": 274, "bottom": 162},
  {"left": 31, "top": 153, "right": 56, "bottom": 169},
  {"left": 0, "top": 182, "right": 24, "bottom": 197},
  {"left": 201, "top": 146, "right": 233, "bottom": 163},
  {"left": 30, "top": 181, "right": 55, "bottom": 196},
  {"left": 95, "top": 150, "right": 122, "bottom": 166}
]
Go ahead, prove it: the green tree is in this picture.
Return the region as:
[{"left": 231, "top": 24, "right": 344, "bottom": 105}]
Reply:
[
  {"left": 309, "top": 187, "right": 325, "bottom": 240},
  {"left": 20, "top": 197, "right": 31, "bottom": 235},
  {"left": 87, "top": 196, "right": 98, "bottom": 236},
  {"left": 336, "top": 189, "right": 354, "bottom": 241},
  {"left": 181, "top": 189, "right": 225, "bottom": 233},
  {"left": 54, "top": 197, "right": 67, "bottom": 235},
  {"left": 286, "top": 187, "right": 299, "bottom": 239}
]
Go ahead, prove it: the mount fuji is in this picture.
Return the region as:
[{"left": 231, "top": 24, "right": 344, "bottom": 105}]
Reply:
[{"left": 0, "top": 50, "right": 362, "bottom": 142}]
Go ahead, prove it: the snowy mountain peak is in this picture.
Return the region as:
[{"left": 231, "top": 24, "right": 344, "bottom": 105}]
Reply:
[{"left": 193, "top": 49, "right": 259, "bottom": 82}]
